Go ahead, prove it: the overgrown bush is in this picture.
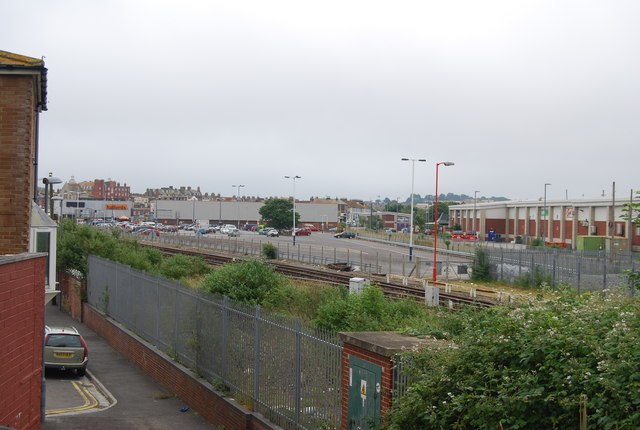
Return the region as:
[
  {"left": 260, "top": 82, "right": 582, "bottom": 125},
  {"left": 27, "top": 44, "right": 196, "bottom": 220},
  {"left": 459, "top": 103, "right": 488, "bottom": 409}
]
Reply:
[
  {"left": 159, "top": 254, "right": 210, "bottom": 280},
  {"left": 471, "top": 247, "right": 492, "bottom": 282},
  {"left": 312, "top": 285, "right": 425, "bottom": 332},
  {"left": 201, "top": 259, "right": 286, "bottom": 304},
  {"left": 262, "top": 243, "right": 278, "bottom": 259},
  {"left": 57, "top": 220, "right": 209, "bottom": 281},
  {"left": 385, "top": 292, "right": 640, "bottom": 429},
  {"left": 516, "top": 265, "right": 554, "bottom": 290}
]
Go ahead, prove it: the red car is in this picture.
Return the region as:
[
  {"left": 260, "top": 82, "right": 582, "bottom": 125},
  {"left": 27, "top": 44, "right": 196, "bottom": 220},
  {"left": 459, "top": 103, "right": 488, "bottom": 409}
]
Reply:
[
  {"left": 451, "top": 231, "right": 465, "bottom": 240},
  {"left": 293, "top": 228, "right": 311, "bottom": 236},
  {"left": 306, "top": 225, "right": 320, "bottom": 231}
]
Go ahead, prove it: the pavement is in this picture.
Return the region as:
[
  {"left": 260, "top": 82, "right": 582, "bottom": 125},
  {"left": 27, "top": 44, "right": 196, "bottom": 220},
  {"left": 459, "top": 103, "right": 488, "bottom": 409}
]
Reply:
[{"left": 43, "top": 303, "right": 217, "bottom": 429}]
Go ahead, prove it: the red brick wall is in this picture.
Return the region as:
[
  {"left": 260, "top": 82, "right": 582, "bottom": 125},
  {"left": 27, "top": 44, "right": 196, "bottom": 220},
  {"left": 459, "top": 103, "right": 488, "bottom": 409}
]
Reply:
[
  {"left": 56, "top": 272, "right": 84, "bottom": 321},
  {"left": 340, "top": 344, "right": 394, "bottom": 430},
  {"left": 0, "top": 254, "right": 46, "bottom": 430},
  {"left": 0, "top": 74, "right": 37, "bottom": 254},
  {"left": 81, "top": 304, "right": 280, "bottom": 430}
]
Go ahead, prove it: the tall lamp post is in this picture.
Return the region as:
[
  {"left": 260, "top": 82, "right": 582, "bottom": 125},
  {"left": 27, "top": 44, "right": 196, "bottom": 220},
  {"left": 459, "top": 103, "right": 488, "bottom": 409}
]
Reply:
[
  {"left": 285, "top": 175, "right": 301, "bottom": 245},
  {"left": 42, "top": 174, "right": 62, "bottom": 218},
  {"left": 401, "top": 158, "right": 426, "bottom": 261},
  {"left": 543, "top": 183, "right": 551, "bottom": 243},
  {"left": 232, "top": 184, "right": 245, "bottom": 229},
  {"left": 433, "top": 161, "right": 455, "bottom": 282},
  {"left": 473, "top": 190, "right": 480, "bottom": 232}
]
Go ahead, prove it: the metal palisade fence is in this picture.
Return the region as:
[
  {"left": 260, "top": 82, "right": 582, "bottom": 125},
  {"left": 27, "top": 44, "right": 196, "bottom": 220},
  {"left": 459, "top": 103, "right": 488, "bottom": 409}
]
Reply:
[
  {"left": 483, "top": 247, "right": 637, "bottom": 292},
  {"left": 87, "top": 255, "right": 343, "bottom": 430}
]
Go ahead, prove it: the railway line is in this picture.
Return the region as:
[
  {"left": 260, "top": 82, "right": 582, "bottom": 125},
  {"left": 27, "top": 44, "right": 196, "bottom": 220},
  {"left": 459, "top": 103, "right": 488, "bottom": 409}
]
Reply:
[{"left": 142, "top": 241, "right": 498, "bottom": 308}]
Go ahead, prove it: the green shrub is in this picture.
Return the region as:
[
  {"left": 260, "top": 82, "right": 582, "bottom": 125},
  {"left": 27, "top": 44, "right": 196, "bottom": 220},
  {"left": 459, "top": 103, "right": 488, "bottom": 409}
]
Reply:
[
  {"left": 516, "top": 265, "right": 553, "bottom": 290},
  {"left": 262, "top": 243, "right": 278, "bottom": 259},
  {"left": 470, "top": 247, "right": 492, "bottom": 282},
  {"left": 201, "top": 259, "right": 286, "bottom": 304},
  {"left": 385, "top": 293, "right": 640, "bottom": 430},
  {"left": 312, "top": 284, "right": 425, "bottom": 332}
]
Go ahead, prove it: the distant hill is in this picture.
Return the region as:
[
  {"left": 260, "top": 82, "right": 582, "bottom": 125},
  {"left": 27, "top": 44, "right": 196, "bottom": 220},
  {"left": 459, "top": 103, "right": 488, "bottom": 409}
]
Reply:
[{"left": 383, "top": 193, "right": 509, "bottom": 204}]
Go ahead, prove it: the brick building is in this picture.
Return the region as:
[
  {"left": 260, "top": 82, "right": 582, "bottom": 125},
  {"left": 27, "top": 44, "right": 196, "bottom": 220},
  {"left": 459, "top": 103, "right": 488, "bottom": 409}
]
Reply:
[
  {"left": 92, "top": 178, "right": 130, "bottom": 200},
  {"left": 450, "top": 197, "right": 639, "bottom": 251},
  {"left": 0, "top": 50, "right": 47, "bottom": 254},
  {"left": 1, "top": 49, "right": 49, "bottom": 430}
]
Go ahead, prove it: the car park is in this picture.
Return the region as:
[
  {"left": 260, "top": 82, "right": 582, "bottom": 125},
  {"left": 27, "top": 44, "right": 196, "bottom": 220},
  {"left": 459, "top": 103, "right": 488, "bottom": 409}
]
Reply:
[
  {"left": 334, "top": 231, "right": 356, "bottom": 239},
  {"left": 44, "top": 326, "right": 88, "bottom": 376}
]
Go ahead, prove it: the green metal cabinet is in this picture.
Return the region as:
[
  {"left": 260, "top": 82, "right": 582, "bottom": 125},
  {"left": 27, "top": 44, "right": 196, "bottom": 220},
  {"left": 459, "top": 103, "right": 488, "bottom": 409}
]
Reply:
[{"left": 347, "top": 355, "right": 382, "bottom": 429}]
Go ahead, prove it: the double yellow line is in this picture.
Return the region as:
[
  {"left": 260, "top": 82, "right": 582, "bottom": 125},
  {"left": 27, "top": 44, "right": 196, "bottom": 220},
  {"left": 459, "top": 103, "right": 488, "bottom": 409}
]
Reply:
[{"left": 46, "top": 380, "right": 99, "bottom": 415}]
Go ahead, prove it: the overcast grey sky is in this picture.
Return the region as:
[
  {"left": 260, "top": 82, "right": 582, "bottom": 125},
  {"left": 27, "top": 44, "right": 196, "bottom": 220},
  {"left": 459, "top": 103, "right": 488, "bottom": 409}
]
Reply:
[{"left": 3, "top": 1, "right": 639, "bottom": 202}]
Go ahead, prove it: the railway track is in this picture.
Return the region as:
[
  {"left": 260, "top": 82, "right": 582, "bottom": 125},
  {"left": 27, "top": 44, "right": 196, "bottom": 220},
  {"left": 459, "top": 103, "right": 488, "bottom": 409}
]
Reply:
[{"left": 144, "top": 241, "right": 496, "bottom": 308}]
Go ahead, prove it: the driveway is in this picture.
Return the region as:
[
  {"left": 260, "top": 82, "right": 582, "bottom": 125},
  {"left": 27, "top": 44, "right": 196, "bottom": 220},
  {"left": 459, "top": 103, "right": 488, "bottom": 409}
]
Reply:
[{"left": 43, "top": 303, "right": 216, "bottom": 429}]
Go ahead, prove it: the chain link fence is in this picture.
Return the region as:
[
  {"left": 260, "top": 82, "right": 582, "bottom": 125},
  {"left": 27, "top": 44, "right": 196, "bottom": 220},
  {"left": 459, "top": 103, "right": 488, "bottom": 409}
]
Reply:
[{"left": 87, "top": 255, "right": 343, "bottom": 430}]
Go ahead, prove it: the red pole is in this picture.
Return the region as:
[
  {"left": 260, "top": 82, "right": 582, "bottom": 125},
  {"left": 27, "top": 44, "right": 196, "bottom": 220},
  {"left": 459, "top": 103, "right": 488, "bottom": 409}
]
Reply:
[{"left": 433, "top": 163, "right": 440, "bottom": 281}]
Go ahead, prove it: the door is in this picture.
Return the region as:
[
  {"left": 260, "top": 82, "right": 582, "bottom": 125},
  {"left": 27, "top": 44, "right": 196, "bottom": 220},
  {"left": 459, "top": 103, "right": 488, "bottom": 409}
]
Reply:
[{"left": 347, "top": 355, "right": 381, "bottom": 429}]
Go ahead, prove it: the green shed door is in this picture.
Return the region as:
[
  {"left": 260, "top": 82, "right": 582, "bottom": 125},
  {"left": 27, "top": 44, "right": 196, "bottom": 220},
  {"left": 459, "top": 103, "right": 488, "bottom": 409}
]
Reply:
[{"left": 347, "top": 355, "right": 382, "bottom": 429}]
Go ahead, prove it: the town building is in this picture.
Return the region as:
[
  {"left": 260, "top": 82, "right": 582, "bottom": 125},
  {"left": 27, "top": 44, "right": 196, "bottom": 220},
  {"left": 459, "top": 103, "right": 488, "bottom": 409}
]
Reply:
[{"left": 92, "top": 178, "right": 131, "bottom": 200}]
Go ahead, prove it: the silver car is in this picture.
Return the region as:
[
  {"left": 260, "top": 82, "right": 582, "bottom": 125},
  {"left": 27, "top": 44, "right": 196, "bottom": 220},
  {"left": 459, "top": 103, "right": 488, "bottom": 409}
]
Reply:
[{"left": 44, "top": 326, "right": 88, "bottom": 376}]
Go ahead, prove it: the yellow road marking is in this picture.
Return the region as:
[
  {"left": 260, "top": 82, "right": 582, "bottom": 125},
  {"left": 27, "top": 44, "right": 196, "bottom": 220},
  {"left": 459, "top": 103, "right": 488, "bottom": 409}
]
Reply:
[{"left": 46, "top": 380, "right": 98, "bottom": 415}]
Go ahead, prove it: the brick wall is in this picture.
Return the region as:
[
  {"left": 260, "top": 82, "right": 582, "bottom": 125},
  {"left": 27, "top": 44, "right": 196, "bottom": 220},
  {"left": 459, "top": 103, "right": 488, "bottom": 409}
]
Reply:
[
  {"left": 56, "top": 271, "right": 84, "bottom": 321},
  {"left": 0, "top": 74, "right": 37, "bottom": 254},
  {"left": 0, "top": 254, "right": 46, "bottom": 430},
  {"left": 81, "top": 303, "right": 281, "bottom": 430}
]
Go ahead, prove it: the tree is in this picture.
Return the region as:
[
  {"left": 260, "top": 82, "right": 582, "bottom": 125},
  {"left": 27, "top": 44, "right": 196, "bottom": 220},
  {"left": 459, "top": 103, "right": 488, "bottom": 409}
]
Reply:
[
  {"left": 258, "top": 198, "right": 298, "bottom": 230},
  {"left": 413, "top": 207, "right": 426, "bottom": 230}
]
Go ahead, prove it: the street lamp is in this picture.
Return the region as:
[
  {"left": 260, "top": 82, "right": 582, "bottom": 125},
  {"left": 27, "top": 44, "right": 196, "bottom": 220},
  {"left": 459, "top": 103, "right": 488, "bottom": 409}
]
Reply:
[
  {"left": 433, "top": 161, "right": 455, "bottom": 282},
  {"left": 543, "top": 183, "right": 551, "bottom": 243},
  {"left": 42, "top": 174, "right": 62, "bottom": 218},
  {"left": 285, "top": 175, "right": 301, "bottom": 245},
  {"left": 473, "top": 190, "right": 480, "bottom": 232},
  {"left": 232, "top": 184, "right": 245, "bottom": 229},
  {"left": 401, "top": 158, "right": 426, "bottom": 261}
]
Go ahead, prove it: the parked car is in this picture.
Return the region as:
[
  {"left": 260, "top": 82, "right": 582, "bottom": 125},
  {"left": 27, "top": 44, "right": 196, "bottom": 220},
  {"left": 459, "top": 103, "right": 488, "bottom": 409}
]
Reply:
[
  {"left": 44, "top": 326, "right": 88, "bottom": 376},
  {"left": 133, "top": 228, "right": 160, "bottom": 237},
  {"left": 266, "top": 229, "right": 279, "bottom": 237},
  {"left": 451, "top": 230, "right": 465, "bottom": 240},
  {"left": 305, "top": 225, "right": 320, "bottom": 231},
  {"left": 293, "top": 228, "right": 311, "bottom": 236},
  {"left": 464, "top": 231, "right": 479, "bottom": 240},
  {"left": 227, "top": 228, "right": 240, "bottom": 237},
  {"left": 334, "top": 231, "right": 356, "bottom": 239}
]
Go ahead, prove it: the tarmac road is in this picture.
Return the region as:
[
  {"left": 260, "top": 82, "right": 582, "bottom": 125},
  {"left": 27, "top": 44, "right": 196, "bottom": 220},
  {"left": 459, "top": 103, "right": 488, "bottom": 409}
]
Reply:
[{"left": 43, "top": 303, "right": 216, "bottom": 430}]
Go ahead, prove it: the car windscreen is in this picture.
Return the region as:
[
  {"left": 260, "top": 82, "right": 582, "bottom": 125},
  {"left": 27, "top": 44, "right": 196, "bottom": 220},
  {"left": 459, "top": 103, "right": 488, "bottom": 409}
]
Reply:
[{"left": 46, "top": 334, "right": 82, "bottom": 347}]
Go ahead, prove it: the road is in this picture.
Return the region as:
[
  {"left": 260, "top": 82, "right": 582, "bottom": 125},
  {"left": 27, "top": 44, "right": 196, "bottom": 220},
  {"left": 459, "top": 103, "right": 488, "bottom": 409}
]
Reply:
[
  {"left": 43, "top": 303, "right": 217, "bottom": 430},
  {"left": 165, "top": 229, "right": 472, "bottom": 279}
]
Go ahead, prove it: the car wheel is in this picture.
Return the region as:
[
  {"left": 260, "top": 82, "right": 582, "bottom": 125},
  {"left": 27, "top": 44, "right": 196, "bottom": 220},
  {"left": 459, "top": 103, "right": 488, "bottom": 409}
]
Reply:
[{"left": 76, "top": 367, "right": 86, "bottom": 377}]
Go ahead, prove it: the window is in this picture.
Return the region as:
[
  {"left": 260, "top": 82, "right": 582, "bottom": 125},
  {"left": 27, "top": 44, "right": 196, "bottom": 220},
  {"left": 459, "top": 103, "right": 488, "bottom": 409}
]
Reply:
[{"left": 46, "top": 334, "right": 82, "bottom": 347}]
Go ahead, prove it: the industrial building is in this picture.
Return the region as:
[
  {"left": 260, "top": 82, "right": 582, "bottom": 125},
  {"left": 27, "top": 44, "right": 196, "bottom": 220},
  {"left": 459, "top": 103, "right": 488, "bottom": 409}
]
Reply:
[{"left": 449, "top": 197, "right": 639, "bottom": 252}]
